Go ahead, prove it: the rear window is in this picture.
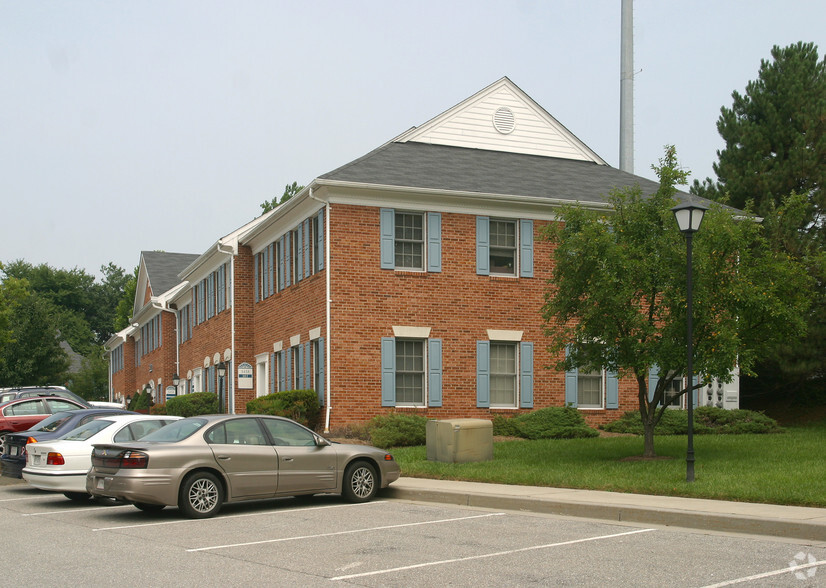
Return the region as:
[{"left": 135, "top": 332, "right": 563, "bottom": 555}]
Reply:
[
  {"left": 139, "top": 418, "right": 207, "bottom": 442},
  {"left": 29, "top": 412, "right": 74, "bottom": 432},
  {"left": 62, "top": 419, "right": 114, "bottom": 441}
]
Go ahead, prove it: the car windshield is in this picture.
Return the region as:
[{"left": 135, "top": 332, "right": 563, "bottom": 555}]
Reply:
[
  {"left": 139, "top": 418, "right": 207, "bottom": 442},
  {"left": 29, "top": 412, "right": 74, "bottom": 432},
  {"left": 61, "top": 419, "right": 114, "bottom": 441}
]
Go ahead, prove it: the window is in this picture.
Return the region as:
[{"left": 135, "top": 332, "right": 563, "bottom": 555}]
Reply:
[
  {"left": 256, "top": 355, "right": 269, "bottom": 398},
  {"left": 112, "top": 345, "right": 124, "bottom": 372},
  {"left": 477, "top": 340, "right": 533, "bottom": 409},
  {"left": 490, "top": 343, "right": 517, "bottom": 407},
  {"left": 395, "top": 212, "right": 424, "bottom": 270},
  {"left": 476, "top": 217, "right": 533, "bottom": 277},
  {"left": 664, "top": 375, "right": 684, "bottom": 407},
  {"left": 577, "top": 370, "right": 604, "bottom": 408},
  {"left": 564, "top": 350, "right": 618, "bottom": 409},
  {"left": 206, "top": 419, "right": 267, "bottom": 445},
  {"left": 381, "top": 337, "right": 442, "bottom": 407},
  {"left": 192, "top": 368, "right": 203, "bottom": 393},
  {"left": 179, "top": 305, "right": 192, "bottom": 343},
  {"left": 380, "top": 209, "right": 441, "bottom": 272},
  {"left": 489, "top": 219, "right": 516, "bottom": 275},
  {"left": 261, "top": 418, "right": 316, "bottom": 446},
  {"left": 395, "top": 340, "right": 424, "bottom": 405}
]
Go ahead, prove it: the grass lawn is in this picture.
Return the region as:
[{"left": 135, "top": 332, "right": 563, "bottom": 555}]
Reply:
[{"left": 390, "top": 422, "right": 826, "bottom": 507}]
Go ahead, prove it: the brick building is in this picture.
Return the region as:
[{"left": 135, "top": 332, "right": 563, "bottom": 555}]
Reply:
[{"left": 105, "top": 77, "right": 738, "bottom": 430}]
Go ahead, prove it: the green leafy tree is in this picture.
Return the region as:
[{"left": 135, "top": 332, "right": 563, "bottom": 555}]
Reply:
[
  {"left": 260, "top": 181, "right": 304, "bottom": 215},
  {"left": 0, "top": 294, "right": 69, "bottom": 387},
  {"left": 692, "top": 42, "right": 826, "bottom": 395},
  {"left": 543, "top": 147, "right": 812, "bottom": 457},
  {"left": 113, "top": 266, "right": 139, "bottom": 332},
  {"left": 69, "top": 346, "right": 110, "bottom": 400}
]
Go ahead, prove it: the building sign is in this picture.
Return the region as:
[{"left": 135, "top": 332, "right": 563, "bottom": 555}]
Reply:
[
  {"left": 238, "top": 362, "right": 253, "bottom": 389},
  {"left": 165, "top": 386, "right": 177, "bottom": 401}
]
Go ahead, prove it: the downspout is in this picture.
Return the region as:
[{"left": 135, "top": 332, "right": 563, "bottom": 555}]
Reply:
[
  {"left": 151, "top": 302, "right": 180, "bottom": 395},
  {"left": 217, "top": 241, "right": 235, "bottom": 414},
  {"left": 308, "top": 186, "right": 333, "bottom": 432}
]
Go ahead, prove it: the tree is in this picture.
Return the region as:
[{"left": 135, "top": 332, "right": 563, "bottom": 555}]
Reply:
[
  {"left": 543, "top": 147, "right": 812, "bottom": 457},
  {"left": 260, "top": 181, "right": 304, "bottom": 215},
  {"left": 69, "top": 346, "right": 110, "bottom": 401},
  {"left": 113, "top": 266, "right": 139, "bottom": 333},
  {"left": 692, "top": 42, "right": 826, "bottom": 396}
]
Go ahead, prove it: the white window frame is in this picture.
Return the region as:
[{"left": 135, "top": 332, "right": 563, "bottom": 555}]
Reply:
[
  {"left": 395, "top": 338, "right": 427, "bottom": 407},
  {"left": 255, "top": 354, "right": 269, "bottom": 398},
  {"left": 489, "top": 218, "right": 518, "bottom": 276},
  {"left": 192, "top": 368, "right": 203, "bottom": 394},
  {"left": 489, "top": 341, "right": 519, "bottom": 408},
  {"left": 394, "top": 211, "right": 426, "bottom": 271},
  {"left": 577, "top": 369, "right": 605, "bottom": 409}
]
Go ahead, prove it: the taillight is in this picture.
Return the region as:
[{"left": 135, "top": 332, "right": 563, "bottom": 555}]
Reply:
[
  {"left": 119, "top": 451, "right": 149, "bottom": 469},
  {"left": 26, "top": 437, "right": 37, "bottom": 445},
  {"left": 46, "top": 452, "right": 65, "bottom": 465}
]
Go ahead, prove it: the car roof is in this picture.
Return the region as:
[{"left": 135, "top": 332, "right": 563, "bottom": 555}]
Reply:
[
  {"left": 2, "top": 395, "right": 84, "bottom": 405},
  {"left": 92, "top": 414, "right": 183, "bottom": 425}
]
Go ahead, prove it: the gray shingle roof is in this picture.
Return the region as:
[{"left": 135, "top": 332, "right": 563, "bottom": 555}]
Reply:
[
  {"left": 319, "top": 141, "right": 665, "bottom": 203},
  {"left": 141, "top": 251, "right": 199, "bottom": 295}
]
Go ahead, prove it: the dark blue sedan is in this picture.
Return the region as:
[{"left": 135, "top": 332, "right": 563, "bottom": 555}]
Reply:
[{"left": 0, "top": 408, "right": 134, "bottom": 478}]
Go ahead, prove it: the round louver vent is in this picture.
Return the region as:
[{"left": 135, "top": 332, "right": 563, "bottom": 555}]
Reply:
[{"left": 493, "top": 106, "right": 515, "bottom": 134}]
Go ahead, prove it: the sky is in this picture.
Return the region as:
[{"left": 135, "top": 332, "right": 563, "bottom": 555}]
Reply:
[{"left": 2, "top": 1, "right": 825, "bottom": 280}]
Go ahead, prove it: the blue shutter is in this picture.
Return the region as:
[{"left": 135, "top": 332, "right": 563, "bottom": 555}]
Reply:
[
  {"left": 304, "top": 342, "right": 311, "bottom": 388},
  {"left": 284, "top": 232, "right": 292, "bottom": 286},
  {"left": 648, "top": 366, "right": 660, "bottom": 404},
  {"left": 296, "top": 343, "right": 304, "bottom": 388},
  {"left": 217, "top": 264, "right": 225, "bottom": 311},
  {"left": 278, "top": 351, "right": 286, "bottom": 392},
  {"left": 520, "top": 219, "right": 534, "bottom": 278},
  {"left": 476, "top": 217, "right": 490, "bottom": 275},
  {"left": 317, "top": 209, "right": 325, "bottom": 271},
  {"left": 381, "top": 337, "right": 396, "bottom": 407},
  {"left": 303, "top": 219, "right": 311, "bottom": 278},
  {"left": 254, "top": 253, "right": 259, "bottom": 303},
  {"left": 476, "top": 341, "right": 490, "bottom": 408},
  {"left": 427, "top": 212, "right": 442, "bottom": 273},
  {"left": 692, "top": 374, "right": 699, "bottom": 408},
  {"left": 380, "top": 208, "right": 395, "bottom": 269},
  {"left": 428, "top": 338, "right": 442, "bottom": 407},
  {"left": 565, "top": 346, "right": 578, "bottom": 407},
  {"left": 606, "top": 371, "right": 619, "bottom": 409},
  {"left": 520, "top": 342, "right": 534, "bottom": 408},
  {"left": 278, "top": 237, "right": 285, "bottom": 291},
  {"left": 295, "top": 224, "right": 303, "bottom": 283},
  {"left": 316, "top": 337, "right": 325, "bottom": 406},
  {"left": 285, "top": 347, "right": 292, "bottom": 389},
  {"left": 268, "top": 244, "right": 275, "bottom": 297},
  {"left": 270, "top": 354, "right": 275, "bottom": 395}
]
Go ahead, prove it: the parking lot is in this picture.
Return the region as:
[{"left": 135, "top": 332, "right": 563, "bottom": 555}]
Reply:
[{"left": 2, "top": 481, "right": 824, "bottom": 587}]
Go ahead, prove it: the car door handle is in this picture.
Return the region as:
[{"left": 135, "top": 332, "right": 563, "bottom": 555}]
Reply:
[
  {"left": 283, "top": 458, "right": 294, "bottom": 462},
  {"left": 217, "top": 456, "right": 230, "bottom": 460}
]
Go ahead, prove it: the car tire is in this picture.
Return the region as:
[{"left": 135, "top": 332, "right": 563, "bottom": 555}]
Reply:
[
  {"left": 63, "top": 492, "right": 92, "bottom": 502},
  {"left": 0, "top": 431, "right": 10, "bottom": 454},
  {"left": 178, "top": 471, "right": 223, "bottom": 518},
  {"left": 342, "top": 461, "right": 378, "bottom": 503},
  {"left": 133, "top": 502, "right": 165, "bottom": 513}
]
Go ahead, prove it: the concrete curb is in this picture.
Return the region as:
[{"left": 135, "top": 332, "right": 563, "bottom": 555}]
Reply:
[{"left": 385, "top": 479, "right": 826, "bottom": 543}]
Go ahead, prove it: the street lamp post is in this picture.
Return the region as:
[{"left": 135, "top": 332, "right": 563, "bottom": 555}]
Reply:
[
  {"left": 672, "top": 200, "right": 708, "bottom": 483},
  {"left": 217, "top": 362, "right": 226, "bottom": 414}
]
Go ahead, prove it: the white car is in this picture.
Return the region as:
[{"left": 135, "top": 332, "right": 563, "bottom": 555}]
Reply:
[{"left": 23, "top": 414, "right": 181, "bottom": 502}]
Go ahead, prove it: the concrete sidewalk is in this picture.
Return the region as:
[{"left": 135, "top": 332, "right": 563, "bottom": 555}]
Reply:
[{"left": 385, "top": 477, "right": 826, "bottom": 543}]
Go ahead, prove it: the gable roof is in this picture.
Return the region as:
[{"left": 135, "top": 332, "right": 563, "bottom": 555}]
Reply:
[
  {"left": 394, "top": 77, "right": 606, "bottom": 164},
  {"left": 319, "top": 141, "right": 660, "bottom": 205},
  {"left": 140, "top": 251, "right": 200, "bottom": 296}
]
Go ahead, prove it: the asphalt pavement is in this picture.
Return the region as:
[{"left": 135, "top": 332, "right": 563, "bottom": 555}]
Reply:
[{"left": 3, "top": 471, "right": 823, "bottom": 543}]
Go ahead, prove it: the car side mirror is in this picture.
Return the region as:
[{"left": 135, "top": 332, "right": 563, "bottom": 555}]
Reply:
[{"left": 314, "top": 434, "right": 331, "bottom": 447}]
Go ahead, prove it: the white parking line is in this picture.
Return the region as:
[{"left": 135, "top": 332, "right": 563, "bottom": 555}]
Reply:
[
  {"left": 700, "top": 560, "right": 826, "bottom": 587},
  {"left": 93, "top": 500, "right": 382, "bottom": 532},
  {"left": 24, "top": 504, "right": 133, "bottom": 516},
  {"left": 330, "top": 528, "right": 656, "bottom": 581},
  {"left": 188, "top": 512, "right": 506, "bottom": 552}
]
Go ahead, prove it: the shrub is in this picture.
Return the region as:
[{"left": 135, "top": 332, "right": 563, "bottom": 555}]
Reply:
[
  {"left": 165, "top": 392, "right": 219, "bottom": 417},
  {"left": 149, "top": 402, "right": 167, "bottom": 415},
  {"left": 602, "top": 407, "right": 782, "bottom": 435},
  {"left": 246, "top": 390, "right": 321, "bottom": 430},
  {"left": 366, "top": 413, "right": 428, "bottom": 448},
  {"left": 492, "top": 414, "right": 520, "bottom": 437},
  {"left": 508, "top": 407, "right": 599, "bottom": 440},
  {"left": 128, "top": 390, "right": 153, "bottom": 411}
]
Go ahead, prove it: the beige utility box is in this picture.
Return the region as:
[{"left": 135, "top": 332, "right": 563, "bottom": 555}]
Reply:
[{"left": 426, "top": 418, "right": 493, "bottom": 463}]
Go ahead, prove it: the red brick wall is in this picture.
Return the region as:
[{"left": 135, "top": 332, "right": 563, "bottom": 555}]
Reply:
[{"left": 325, "top": 204, "right": 639, "bottom": 428}]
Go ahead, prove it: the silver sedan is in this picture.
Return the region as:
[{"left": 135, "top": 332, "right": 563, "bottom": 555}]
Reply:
[{"left": 86, "top": 414, "right": 400, "bottom": 518}]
